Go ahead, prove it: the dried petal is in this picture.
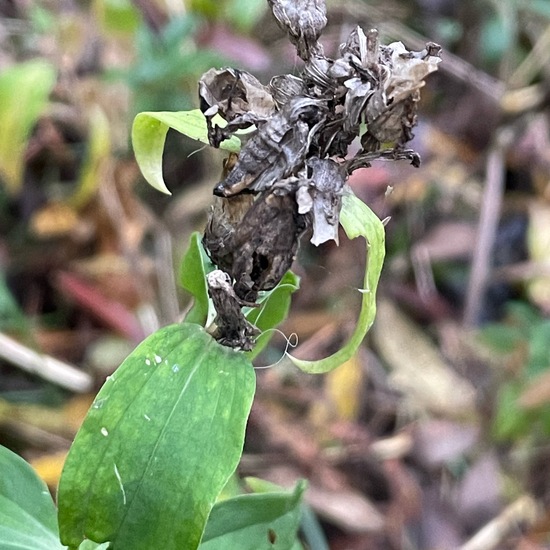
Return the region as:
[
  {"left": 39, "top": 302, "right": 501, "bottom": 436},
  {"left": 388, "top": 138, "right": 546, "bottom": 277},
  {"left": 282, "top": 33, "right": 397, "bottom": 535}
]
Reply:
[
  {"left": 199, "top": 67, "right": 275, "bottom": 121},
  {"left": 214, "top": 97, "right": 327, "bottom": 197},
  {"left": 307, "top": 158, "right": 345, "bottom": 245},
  {"left": 269, "top": 74, "right": 307, "bottom": 109},
  {"left": 383, "top": 41, "right": 441, "bottom": 104}
]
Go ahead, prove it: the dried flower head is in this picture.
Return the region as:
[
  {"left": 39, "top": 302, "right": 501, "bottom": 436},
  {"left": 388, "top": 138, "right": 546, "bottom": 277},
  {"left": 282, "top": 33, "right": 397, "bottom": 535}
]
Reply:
[{"left": 201, "top": 0, "right": 441, "bottom": 349}]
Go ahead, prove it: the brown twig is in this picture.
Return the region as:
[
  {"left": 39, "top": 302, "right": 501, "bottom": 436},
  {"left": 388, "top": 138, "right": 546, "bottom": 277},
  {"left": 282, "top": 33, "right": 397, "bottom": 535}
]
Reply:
[{"left": 463, "top": 128, "right": 514, "bottom": 326}]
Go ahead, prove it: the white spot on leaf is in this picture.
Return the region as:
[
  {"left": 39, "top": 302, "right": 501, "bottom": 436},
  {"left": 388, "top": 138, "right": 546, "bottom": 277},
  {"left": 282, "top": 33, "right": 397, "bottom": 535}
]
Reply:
[{"left": 114, "top": 464, "right": 126, "bottom": 505}]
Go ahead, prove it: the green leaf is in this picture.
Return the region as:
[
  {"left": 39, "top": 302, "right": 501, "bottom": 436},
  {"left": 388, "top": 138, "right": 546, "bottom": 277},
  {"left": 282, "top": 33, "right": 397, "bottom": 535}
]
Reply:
[
  {"left": 96, "top": 0, "right": 141, "bottom": 34},
  {"left": 227, "top": 0, "right": 267, "bottom": 32},
  {"left": 180, "top": 232, "right": 216, "bottom": 326},
  {"left": 288, "top": 190, "right": 385, "bottom": 373},
  {"left": 0, "top": 271, "right": 27, "bottom": 332},
  {"left": 0, "top": 60, "right": 56, "bottom": 194},
  {"left": 58, "top": 323, "right": 256, "bottom": 550},
  {"left": 245, "top": 271, "right": 300, "bottom": 359},
  {"left": 132, "top": 110, "right": 241, "bottom": 194},
  {"left": 492, "top": 382, "right": 532, "bottom": 441},
  {"left": 0, "top": 445, "right": 65, "bottom": 550},
  {"left": 478, "top": 324, "right": 524, "bottom": 355},
  {"left": 199, "top": 481, "right": 305, "bottom": 550}
]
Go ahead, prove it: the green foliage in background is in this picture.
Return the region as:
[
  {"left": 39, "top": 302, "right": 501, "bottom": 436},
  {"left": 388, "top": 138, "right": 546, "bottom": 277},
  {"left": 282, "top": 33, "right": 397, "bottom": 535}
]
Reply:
[
  {"left": 189, "top": 0, "right": 266, "bottom": 32},
  {"left": 0, "top": 60, "right": 55, "bottom": 195},
  {"left": 481, "top": 302, "right": 550, "bottom": 441},
  {"left": 126, "top": 17, "right": 226, "bottom": 113}
]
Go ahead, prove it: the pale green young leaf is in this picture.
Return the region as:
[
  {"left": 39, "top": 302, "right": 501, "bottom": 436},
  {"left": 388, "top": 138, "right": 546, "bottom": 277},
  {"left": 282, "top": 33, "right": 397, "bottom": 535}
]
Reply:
[
  {"left": 288, "top": 190, "right": 385, "bottom": 373},
  {"left": 131, "top": 110, "right": 241, "bottom": 194},
  {"left": 200, "top": 481, "right": 305, "bottom": 550}
]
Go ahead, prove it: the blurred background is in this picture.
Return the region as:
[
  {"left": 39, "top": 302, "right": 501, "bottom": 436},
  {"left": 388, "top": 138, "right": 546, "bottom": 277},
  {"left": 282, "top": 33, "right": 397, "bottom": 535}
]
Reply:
[{"left": 1, "top": 0, "right": 550, "bottom": 548}]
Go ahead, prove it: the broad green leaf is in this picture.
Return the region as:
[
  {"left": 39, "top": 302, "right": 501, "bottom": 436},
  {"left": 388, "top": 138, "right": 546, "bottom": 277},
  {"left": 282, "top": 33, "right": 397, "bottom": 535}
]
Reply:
[
  {"left": 58, "top": 323, "right": 255, "bottom": 550},
  {"left": 132, "top": 110, "right": 241, "bottom": 194},
  {"left": 288, "top": 191, "right": 385, "bottom": 373},
  {"left": 0, "top": 445, "right": 65, "bottom": 550},
  {"left": 200, "top": 481, "right": 305, "bottom": 550},
  {"left": 246, "top": 271, "right": 300, "bottom": 359},
  {"left": 180, "top": 232, "right": 216, "bottom": 326},
  {"left": 0, "top": 60, "right": 56, "bottom": 194}
]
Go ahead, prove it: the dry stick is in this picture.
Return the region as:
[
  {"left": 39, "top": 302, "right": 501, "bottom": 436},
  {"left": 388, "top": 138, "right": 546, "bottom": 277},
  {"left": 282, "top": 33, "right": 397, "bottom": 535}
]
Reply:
[
  {"left": 509, "top": 24, "right": 550, "bottom": 88},
  {"left": 0, "top": 332, "right": 92, "bottom": 393},
  {"left": 459, "top": 495, "right": 540, "bottom": 550},
  {"left": 463, "top": 129, "right": 513, "bottom": 326},
  {"left": 98, "top": 172, "right": 176, "bottom": 328}
]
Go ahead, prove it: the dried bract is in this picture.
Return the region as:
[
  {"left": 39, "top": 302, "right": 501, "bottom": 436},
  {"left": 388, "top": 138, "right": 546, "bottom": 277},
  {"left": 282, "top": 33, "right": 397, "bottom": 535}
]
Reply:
[
  {"left": 212, "top": 97, "right": 326, "bottom": 198},
  {"left": 267, "top": 0, "right": 327, "bottom": 61},
  {"left": 298, "top": 158, "right": 345, "bottom": 246},
  {"left": 205, "top": 189, "right": 307, "bottom": 303},
  {"left": 207, "top": 270, "right": 259, "bottom": 351}
]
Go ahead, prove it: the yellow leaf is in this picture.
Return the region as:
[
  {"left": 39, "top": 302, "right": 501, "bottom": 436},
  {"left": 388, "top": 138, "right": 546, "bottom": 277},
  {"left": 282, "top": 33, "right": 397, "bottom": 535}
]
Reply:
[
  {"left": 325, "top": 353, "right": 364, "bottom": 421},
  {"left": 527, "top": 202, "right": 550, "bottom": 309},
  {"left": 31, "top": 451, "right": 68, "bottom": 487},
  {"left": 30, "top": 202, "right": 79, "bottom": 238},
  {"left": 0, "top": 60, "right": 55, "bottom": 194}
]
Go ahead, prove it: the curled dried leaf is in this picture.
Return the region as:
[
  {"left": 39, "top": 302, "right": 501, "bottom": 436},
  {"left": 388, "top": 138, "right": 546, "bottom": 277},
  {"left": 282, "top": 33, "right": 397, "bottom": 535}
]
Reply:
[
  {"left": 199, "top": 68, "right": 275, "bottom": 121},
  {"left": 213, "top": 97, "right": 327, "bottom": 197}
]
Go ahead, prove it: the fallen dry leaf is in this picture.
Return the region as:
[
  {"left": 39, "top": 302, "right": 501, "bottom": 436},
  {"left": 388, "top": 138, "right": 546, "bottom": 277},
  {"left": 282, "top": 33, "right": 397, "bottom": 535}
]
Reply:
[{"left": 373, "top": 299, "right": 477, "bottom": 418}]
